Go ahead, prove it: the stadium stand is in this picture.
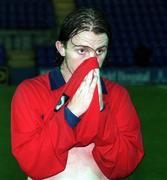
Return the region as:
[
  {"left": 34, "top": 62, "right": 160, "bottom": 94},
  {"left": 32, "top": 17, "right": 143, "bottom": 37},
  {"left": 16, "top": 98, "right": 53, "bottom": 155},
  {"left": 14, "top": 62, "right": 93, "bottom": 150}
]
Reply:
[
  {"left": 0, "top": 44, "right": 8, "bottom": 84},
  {"left": 0, "top": 0, "right": 55, "bottom": 29},
  {"left": 0, "top": 0, "right": 57, "bottom": 84},
  {"left": 75, "top": 0, "right": 167, "bottom": 67},
  {"left": 0, "top": 0, "right": 167, "bottom": 85},
  {"left": 35, "top": 46, "right": 57, "bottom": 68},
  {"left": 0, "top": 44, "right": 6, "bottom": 66}
]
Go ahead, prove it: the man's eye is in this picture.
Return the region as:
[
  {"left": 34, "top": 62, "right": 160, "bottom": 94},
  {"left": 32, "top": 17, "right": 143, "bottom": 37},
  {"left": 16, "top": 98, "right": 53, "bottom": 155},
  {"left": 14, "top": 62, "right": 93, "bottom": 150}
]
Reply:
[
  {"left": 96, "top": 49, "right": 104, "bottom": 55},
  {"left": 78, "top": 49, "right": 87, "bottom": 54}
]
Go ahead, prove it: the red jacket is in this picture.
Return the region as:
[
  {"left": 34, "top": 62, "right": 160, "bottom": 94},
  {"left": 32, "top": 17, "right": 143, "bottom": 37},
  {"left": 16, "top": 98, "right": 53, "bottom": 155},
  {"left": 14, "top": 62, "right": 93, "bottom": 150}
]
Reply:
[{"left": 11, "top": 58, "right": 144, "bottom": 179}]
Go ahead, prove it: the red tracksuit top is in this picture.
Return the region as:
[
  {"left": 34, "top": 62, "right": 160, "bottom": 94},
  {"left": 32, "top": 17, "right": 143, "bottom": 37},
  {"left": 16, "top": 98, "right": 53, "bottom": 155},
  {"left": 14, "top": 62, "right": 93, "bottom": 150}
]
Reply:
[{"left": 11, "top": 58, "right": 144, "bottom": 180}]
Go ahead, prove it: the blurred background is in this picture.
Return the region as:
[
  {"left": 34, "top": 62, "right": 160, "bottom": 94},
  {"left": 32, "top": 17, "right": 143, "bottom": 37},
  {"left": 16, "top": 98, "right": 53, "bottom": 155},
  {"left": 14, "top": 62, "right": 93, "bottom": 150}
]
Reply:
[{"left": 0, "top": 0, "right": 167, "bottom": 179}]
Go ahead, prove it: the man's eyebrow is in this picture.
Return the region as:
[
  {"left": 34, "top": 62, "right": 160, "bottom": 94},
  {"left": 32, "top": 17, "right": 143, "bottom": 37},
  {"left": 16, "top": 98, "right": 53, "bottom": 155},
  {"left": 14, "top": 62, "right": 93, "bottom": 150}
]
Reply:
[
  {"left": 72, "top": 44, "right": 107, "bottom": 49},
  {"left": 96, "top": 45, "right": 108, "bottom": 49}
]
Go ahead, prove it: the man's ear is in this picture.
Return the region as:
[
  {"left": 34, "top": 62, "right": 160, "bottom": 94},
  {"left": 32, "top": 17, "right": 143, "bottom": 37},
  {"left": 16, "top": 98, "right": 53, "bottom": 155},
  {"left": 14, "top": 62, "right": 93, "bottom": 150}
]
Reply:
[{"left": 55, "top": 41, "right": 65, "bottom": 56}]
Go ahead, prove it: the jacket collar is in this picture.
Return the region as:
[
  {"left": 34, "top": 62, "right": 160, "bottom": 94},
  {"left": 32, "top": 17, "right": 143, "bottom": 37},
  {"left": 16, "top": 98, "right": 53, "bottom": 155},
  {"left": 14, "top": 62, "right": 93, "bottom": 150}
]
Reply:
[{"left": 49, "top": 67, "right": 107, "bottom": 94}]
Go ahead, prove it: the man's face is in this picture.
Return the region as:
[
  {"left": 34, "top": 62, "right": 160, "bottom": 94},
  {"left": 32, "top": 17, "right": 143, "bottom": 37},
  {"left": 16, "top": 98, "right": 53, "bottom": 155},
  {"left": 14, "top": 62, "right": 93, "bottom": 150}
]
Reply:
[{"left": 62, "top": 31, "right": 109, "bottom": 73}]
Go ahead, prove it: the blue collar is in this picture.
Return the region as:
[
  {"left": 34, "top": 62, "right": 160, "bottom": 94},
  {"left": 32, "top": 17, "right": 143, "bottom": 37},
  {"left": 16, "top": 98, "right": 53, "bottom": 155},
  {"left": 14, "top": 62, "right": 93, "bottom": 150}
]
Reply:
[{"left": 49, "top": 67, "right": 107, "bottom": 94}]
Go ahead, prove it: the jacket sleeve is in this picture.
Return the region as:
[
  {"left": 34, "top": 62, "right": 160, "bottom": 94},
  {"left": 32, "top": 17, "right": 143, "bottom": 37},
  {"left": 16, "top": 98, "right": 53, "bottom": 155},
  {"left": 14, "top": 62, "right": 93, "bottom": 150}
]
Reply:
[
  {"left": 93, "top": 85, "right": 144, "bottom": 179},
  {"left": 11, "top": 80, "right": 75, "bottom": 180}
]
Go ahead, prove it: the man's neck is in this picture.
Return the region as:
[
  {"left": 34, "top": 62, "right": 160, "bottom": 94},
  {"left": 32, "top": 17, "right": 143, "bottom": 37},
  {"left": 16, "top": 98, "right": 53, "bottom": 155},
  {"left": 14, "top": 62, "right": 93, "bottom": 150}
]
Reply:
[{"left": 60, "top": 63, "right": 72, "bottom": 82}]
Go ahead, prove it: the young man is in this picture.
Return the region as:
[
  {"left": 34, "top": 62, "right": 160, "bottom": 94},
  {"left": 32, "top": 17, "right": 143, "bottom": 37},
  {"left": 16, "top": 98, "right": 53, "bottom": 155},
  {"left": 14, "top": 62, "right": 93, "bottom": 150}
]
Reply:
[{"left": 11, "top": 8, "right": 144, "bottom": 180}]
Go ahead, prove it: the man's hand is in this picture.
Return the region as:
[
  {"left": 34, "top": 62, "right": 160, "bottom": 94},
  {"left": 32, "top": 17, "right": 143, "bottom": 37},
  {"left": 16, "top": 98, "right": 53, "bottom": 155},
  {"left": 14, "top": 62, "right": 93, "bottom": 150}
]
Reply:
[
  {"left": 95, "top": 69, "right": 104, "bottom": 111},
  {"left": 67, "top": 69, "right": 98, "bottom": 117}
]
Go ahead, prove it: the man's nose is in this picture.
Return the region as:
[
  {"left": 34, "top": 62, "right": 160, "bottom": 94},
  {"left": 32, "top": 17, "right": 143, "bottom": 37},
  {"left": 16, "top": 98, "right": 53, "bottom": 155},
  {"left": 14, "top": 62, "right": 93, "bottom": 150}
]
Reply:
[{"left": 89, "top": 50, "right": 97, "bottom": 57}]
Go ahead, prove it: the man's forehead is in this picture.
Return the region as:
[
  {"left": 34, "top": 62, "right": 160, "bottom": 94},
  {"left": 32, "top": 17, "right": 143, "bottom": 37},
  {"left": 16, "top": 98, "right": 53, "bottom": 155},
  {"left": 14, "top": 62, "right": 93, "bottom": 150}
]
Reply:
[{"left": 70, "top": 31, "right": 108, "bottom": 48}]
